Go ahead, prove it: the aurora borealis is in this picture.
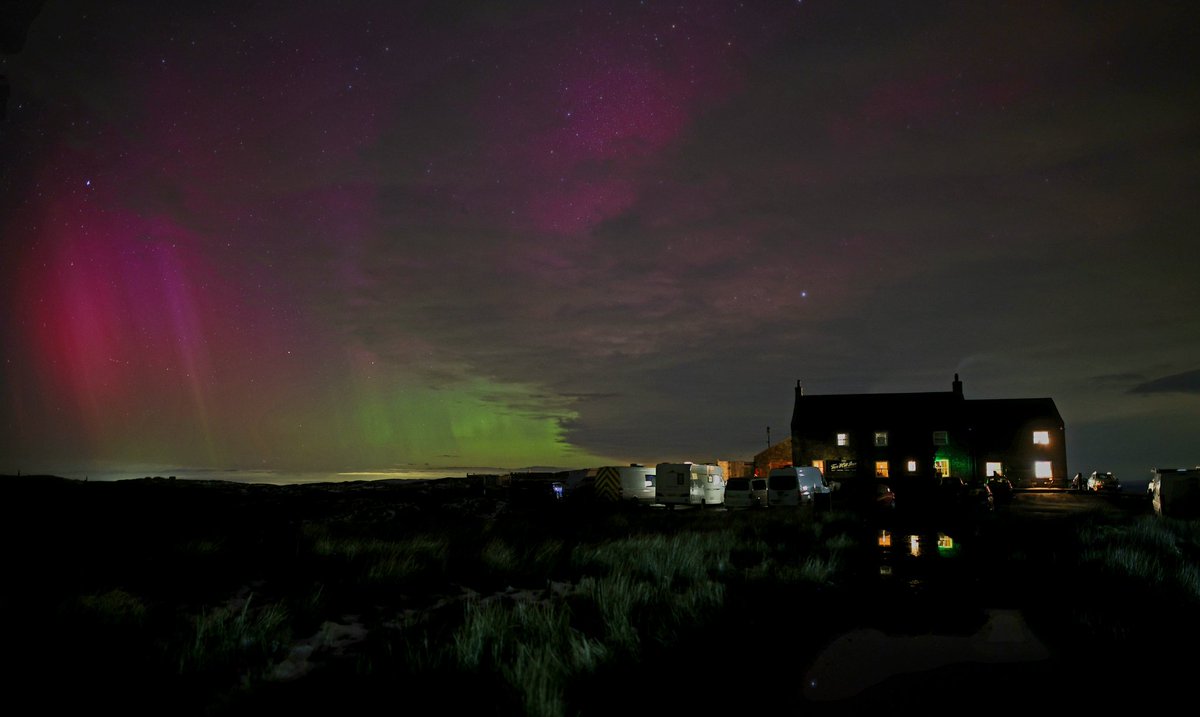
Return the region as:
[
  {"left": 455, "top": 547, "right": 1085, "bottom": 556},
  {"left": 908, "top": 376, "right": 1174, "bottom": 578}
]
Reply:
[{"left": 2, "top": 1, "right": 1198, "bottom": 481}]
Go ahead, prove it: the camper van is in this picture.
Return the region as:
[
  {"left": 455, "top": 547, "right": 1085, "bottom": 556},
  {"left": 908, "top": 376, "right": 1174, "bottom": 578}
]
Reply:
[
  {"left": 767, "top": 466, "right": 831, "bottom": 508},
  {"left": 1150, "top": 467, "right": 1200, "bottom": 518},
  {"left": 593, "top": 465, "right": 656, "bottom": 503},
  {"left": 654, "top": 463, "right": 725, "bottom": 508}
]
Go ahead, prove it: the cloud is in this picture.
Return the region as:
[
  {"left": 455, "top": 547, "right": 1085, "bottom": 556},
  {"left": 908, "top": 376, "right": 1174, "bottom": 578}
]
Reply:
[{"left": 1130, "top": 369, "right": 1200, "bottom": 395}]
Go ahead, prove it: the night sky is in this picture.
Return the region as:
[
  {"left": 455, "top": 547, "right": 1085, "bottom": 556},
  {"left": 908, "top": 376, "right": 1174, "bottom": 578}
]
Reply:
[{"left": 3, "top": 1, "right": 1198, "bottom": 483}]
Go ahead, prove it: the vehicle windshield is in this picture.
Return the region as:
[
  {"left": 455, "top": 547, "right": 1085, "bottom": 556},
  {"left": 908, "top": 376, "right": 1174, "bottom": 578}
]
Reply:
[
  {"left": 726, "top": 478, "right": 749, "bottom": 491},
  {"left": 769, "top": 475, "right": 798, "bottom": 490},
  {"left": 751, "top": 479, "right": 767, "bottom": 491}
]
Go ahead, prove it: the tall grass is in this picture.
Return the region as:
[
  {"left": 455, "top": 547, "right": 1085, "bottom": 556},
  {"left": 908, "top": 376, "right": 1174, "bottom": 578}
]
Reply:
[
  {"left": 1065, "top": 515, "right": 1200, "bottom": 643},
  {"left": 1077, "top": 516, "right": 1200, "bottom": 598},
  {"left": 570, "top": 531, "right": 731, "bottom": 584},
  {"left": 310, "top": 532, "right": 449, "bottom": 584},
  {"left": 452, "top": 599, "right": 608, "bottom": 717},
  {"left": 178, "top": 593, "right": 290, "bottom": 677},
  {"left": 75, "top": 588, "right": 148, "bottom": 626},
  {"left": 481, "top": 538, "right": 566, "bottom": 581}
]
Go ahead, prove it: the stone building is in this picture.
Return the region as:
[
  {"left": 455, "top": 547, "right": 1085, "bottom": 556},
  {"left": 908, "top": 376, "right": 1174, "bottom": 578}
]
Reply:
[
  {"left": 754, "top": 437, "right": 794, "bottom": 477},
  {"left": 790, "top": 375, "right": 1067, "bottom": 489}
]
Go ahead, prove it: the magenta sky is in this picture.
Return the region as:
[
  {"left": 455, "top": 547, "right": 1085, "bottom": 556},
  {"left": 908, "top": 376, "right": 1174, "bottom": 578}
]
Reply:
[{"left": 3, "top": 1, "right": 1198, "bottom": 480}]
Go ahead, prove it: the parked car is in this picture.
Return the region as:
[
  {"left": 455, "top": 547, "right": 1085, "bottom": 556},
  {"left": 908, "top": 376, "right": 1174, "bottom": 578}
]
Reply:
[
  {"left": 724, "top": 477, "right": 768, "bottom": 509},
  {"left": 767, "top": 466, "right": 831, "bottom": 509},
  {"left": 964, "top": 478, "right": 995, "bottom": 512},
  {"left": 938, "top": 476, "right": 993, "bottom": 513},
  {"left": 1087, "top": 471, "right": 1120, "bottom": 492},
  {"left": 1031, "top": 473, "right": 1058, "bottom": 489},
  {"left": 986, "top": 476, "right": 1014, "bottom": 503}
]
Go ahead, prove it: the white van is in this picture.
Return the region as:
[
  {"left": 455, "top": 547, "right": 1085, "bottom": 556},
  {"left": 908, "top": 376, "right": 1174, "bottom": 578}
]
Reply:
[
  {"left": 655, "top": 463, "right": 725, "bottom": 508},
  {"left": 767, "top": 466, "right": 830, "bottom": 508},
  {"left": 724, "top": 476, "right": 768, "bottom": 509}
]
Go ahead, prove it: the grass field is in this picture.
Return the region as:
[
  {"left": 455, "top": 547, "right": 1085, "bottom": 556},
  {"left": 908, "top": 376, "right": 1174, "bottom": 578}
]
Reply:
[{"left": 2, "top": 476, "right": 1195, "bottom": 715}]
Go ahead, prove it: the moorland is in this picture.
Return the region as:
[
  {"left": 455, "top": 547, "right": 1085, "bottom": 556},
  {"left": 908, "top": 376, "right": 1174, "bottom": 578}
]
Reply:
[{"left": 2, "top": 474, "right": 1196, "bottom": 716}]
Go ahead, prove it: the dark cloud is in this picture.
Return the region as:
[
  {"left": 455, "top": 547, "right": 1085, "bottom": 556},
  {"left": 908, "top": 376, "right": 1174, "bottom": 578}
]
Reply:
[
  {"left": 3, "top": 0, "right": 1199, "bottom": 473},
  {"left": 1130, "top": 369, "right": 1200, "bottom": 395}
]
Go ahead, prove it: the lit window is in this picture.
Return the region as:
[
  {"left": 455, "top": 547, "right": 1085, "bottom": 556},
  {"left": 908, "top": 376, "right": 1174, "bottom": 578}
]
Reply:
[
  {"left": 934, "top": 459, "right": 949, "bottom": 478},
  {"left": 986, "top": 461, "right": 1002, "bottom": 477},
  {"left": 874, "top": 431, "right": 888, "bottom": 447},
  {"left": 906, "top": 460, "right": 917, "bottom": 473},
  {"left": 875, "top": 461, "right": 889, "bottom": 478},
  {"left": 1033, "top": 431, "right": 1050, "bottom": 445},
  {"left": 811, "top": 460, "right": 825, "bottom": 474},
  {"left": 937, "top": 534, "right": 954, "bottom": 550},
  {"left": 837, "top": 432, "right": 849, "bottom": 447},
  {"left": 1035, "top": 461, "right": 1053, "bottom": 479},
  {"left": 878, "top": 530, "right": 891, "bottom": 547},
  {"left": 932, "top": 430, "right": 948, "bottom": 446}
]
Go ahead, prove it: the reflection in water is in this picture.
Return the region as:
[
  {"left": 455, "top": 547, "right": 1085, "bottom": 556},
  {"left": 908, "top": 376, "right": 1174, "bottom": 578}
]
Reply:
[{"left": 877, "top": 530, "right": 957, "bottom": 560}]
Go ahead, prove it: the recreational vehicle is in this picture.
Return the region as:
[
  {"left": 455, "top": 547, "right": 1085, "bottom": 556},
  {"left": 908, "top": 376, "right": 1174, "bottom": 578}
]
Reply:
[
  {"left": 1150, "top": 467, "right": 1200, "bottom": 518},
  {"left": 593, "top": 465, "right": 656, "bottom": 503},
  {"left": 654, "top": 462, "right": 725, "bottom": 508}
]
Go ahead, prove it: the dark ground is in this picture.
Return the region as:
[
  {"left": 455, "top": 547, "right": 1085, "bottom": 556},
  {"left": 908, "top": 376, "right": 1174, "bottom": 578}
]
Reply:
[{"left": 0, "top": 475, "right": 1177, "bottom": 715}]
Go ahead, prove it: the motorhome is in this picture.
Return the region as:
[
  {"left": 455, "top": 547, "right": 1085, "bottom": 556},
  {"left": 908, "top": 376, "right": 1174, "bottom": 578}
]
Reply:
[
  {"left": 593, "top": 465, "right": 656, "bottom": 503},
  {"left": 767, "top": 466, "right": 831, "bottom": 508},
  {"left": 654, "top": 462, "right": 725, "bottom": 508},
  {"left": 1150, "top": 467, "right": 1200, "bottom": 518}
]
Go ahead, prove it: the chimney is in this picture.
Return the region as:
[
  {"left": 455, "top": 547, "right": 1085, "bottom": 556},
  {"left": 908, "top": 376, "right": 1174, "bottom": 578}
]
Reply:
[
  {"left": 952, "top": 373, "right": 963, "bottom": 398},
  {"left": 796, "top": 379, "right": 804, "bottom": 397}
]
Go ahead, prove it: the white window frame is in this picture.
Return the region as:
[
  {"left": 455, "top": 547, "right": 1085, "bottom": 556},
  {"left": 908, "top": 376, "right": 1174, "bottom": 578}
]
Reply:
[
  {"left": 874, "top": 431, "right": 888, "bottom": 447},
  {"left": 1033, "top": 430, "right": 1050, "bottom": 446},
  {"left": 837, "top": 432, "right": 849, "bottom": 447},
  {"left": 1035, "top": 461, "right": 1053, "bottom": 479}
]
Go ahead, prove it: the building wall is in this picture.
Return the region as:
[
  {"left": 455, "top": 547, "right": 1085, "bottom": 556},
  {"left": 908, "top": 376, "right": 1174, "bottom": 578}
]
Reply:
[
  {"left": 973, "top": 421, "right": 1068, "bottom": 487},
  {"left": 789, "top": 379, "right": 1066, "bottom": 489},
  {"left": 754, "top": 437, "right": 793, "bottom": 476},
  {"left": 718, "top": 459, "right": 755, "bottom": 479}
]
